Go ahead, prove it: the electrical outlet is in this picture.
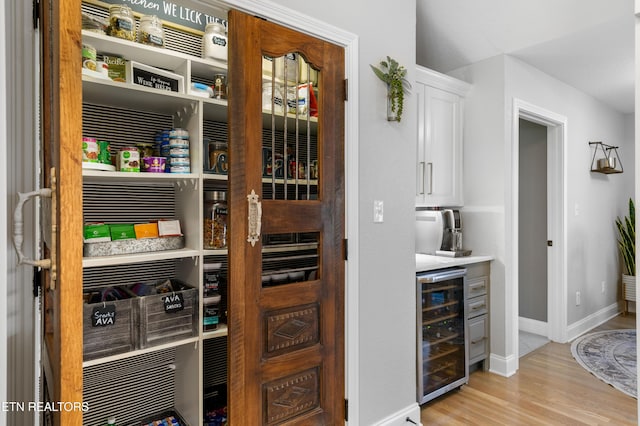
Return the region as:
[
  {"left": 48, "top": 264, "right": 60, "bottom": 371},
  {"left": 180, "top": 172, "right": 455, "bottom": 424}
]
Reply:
[
  {"left": 601, "top": 281, "right": 606, "bottom": 294},
  {"left": 576, "top": 291, "right": 581, "bottom": 306}
]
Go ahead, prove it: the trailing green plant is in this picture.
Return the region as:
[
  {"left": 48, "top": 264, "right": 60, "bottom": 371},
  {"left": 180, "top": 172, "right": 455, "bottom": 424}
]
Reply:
[
  {"left": 370, "top": 56, "right": 411, "bottom": 122},
  {"left": 616, "top": 197, "right": 635, "bottom": 276}
]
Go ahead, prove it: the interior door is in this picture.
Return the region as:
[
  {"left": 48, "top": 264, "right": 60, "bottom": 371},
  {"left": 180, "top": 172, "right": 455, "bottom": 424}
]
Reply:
[
  {"left": 40, "top": 0, "right": 84, "bottom": 424},
  {"left": 228, "top": 10, "right": 345, "bottom": 425}
]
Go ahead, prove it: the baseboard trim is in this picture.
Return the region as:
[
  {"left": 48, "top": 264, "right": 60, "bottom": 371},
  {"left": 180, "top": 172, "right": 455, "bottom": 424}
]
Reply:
[
  {"left": 370, "top": 402, "right": 421, "bottom": 426},
  {"left": 519, "top": 317, "right": 548, "bottom": 336},
  {"left": 488, "top": 353, "right": 517, "bottom": 377},
  {"left": 567, "top": 302, "right": 621, "bottom": 342}
]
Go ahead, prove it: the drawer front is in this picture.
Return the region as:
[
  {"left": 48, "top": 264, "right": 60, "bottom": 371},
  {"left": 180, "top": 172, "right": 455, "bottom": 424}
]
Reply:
[
  {"left": 468, "top": 314, "right": 488, "bottom": 362},
  {"left": 467, "top": 276, "right": 488, "bottom": 298},
  {"left": 467, "top": 295, "right": 488, "bottom": 319}
]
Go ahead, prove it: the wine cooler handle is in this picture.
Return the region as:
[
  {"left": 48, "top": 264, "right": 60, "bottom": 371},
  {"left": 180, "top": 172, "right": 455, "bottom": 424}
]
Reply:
[{"left": 247, "top": 189, "right": 262, "bottom": 247}]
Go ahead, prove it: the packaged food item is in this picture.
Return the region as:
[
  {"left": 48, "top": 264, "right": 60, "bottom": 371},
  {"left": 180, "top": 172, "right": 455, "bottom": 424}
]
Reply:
[
  {"left": 117, "top": 147, "right": 140, "bottom": 172},
  {"left": 170, "top": 147, "right": 190, "bottom": 158},
  {"left": 98, "top": 141, "right": 111, "bottom": 165},
  {"left": 107, "top": 5, "right": 135, "bottom": 41},
  {"left": 137, "top": 15, "right": 165, "bottom": 47},
  {"left": 142, "top": 156, "right": 166, "bottom": 173},
  {"left": 203, "top": 293, "right": 221, "bottom": 331},
  {"left": 201, "top": 20, "right": 228, "bottom": 62},
  {"left": 189, "top": 82, "right": 213, "bottom": 98},
  {"left": 134, "top": 223, "right": 159, "bottom": 239},
  {"left": 170, "top": 165, "right": 190, "bottom": 174},
  {"left": 203, "top": 191, "right": 227, "bottom": 249},
  {"left": 83, "top": 223, "right": 111, "bottom": 243},
  {"left": 82, "top": 12, "right": 107, "bottom": 34},
  {"left": 103, "top": 55, "right": 127, "bottom": 82},
  {"left": 109, "top": 224, "right": 136, "bottom": 241},
  {"left": 82, "top": 137, "right": 99, "bottom": 163},
  {"left": 157, "top": 219, "right": 182, "bottom": 236},
  {"left": 213, "top": 73, "right": 227, "bottom": 99},
  {"left": 81, "top": 44, "right": 97, "bottom": 71},
  {"left": 135, "top": 142, "right": 155, "bottom": 159},
  {"left": 208, "top": 141, "right": 228, "bottom": 174}
]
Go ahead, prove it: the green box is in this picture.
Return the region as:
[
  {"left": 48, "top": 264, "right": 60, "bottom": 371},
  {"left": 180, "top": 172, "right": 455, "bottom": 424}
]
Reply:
[
  {"left": 103, "top": 55, "right": 127, "bottom": 83},
  {"left": 83, "top": 223, "right": 111, "bottom": 243},
  {"left": 110, "top": 224, "right": 136, "bottom": 241}
]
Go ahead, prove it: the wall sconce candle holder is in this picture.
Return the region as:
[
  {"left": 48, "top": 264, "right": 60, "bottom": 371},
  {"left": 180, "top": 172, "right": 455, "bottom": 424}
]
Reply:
[{"left": 589, "top": 141, "right": 623, "bottom": 174}]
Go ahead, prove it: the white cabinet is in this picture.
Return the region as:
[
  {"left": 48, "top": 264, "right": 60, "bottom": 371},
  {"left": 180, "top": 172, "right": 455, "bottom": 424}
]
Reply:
[{"left": 415, "top": 66, "right": 470, "bottom": 207}]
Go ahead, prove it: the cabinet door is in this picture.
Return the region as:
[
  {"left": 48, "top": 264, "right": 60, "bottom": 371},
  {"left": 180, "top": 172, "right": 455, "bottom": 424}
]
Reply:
[
  {"left": 416, "top": 86, "right": 463, "bottom": 207},
  {"left": 228, "top": 10, "right": 345, "bottom": 425},
  {"left": 40, "top": 0, "right": 84, "bottom": 424}
]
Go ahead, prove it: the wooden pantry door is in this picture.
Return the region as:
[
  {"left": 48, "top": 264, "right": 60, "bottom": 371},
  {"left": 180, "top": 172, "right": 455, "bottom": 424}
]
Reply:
[
  {"left": 39, "top": 0, "right": 84, "bottom": 424},
  {"left": 227, "top": 10, "right": 346, "bottom": 425}
]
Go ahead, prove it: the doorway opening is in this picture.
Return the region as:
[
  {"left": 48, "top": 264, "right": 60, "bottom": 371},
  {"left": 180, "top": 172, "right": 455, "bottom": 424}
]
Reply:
[{"left": 511, "top": 99, "right": 567, "bottom": 367}]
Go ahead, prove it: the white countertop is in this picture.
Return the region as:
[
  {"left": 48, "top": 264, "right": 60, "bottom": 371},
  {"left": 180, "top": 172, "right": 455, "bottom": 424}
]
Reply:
[{"left": 416, "top": 253, "right": 494, "bottom": 273}]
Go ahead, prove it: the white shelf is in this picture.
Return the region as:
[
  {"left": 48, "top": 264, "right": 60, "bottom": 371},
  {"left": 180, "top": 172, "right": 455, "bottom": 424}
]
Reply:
[
  {"left": 83, "top": 248, "right": 201, "bottom": 268},
  {"left": 202, "top": 323, "right": 228, "bottom": 340},
  {"left": 82, "top": 336, "right": 199, "bottom": 368},
  {"left": 83, "top": 169, "right": 198, "bottom": 182}
]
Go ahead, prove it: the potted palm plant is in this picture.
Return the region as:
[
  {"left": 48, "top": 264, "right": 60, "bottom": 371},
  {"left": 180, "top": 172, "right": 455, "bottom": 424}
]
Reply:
[{"left": 616, "top": 198, "right": 635, "bottom": 313}]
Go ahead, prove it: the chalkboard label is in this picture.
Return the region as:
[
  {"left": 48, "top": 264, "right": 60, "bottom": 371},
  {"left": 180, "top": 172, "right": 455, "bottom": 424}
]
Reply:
[
  {"left": 132, "top": 66, "right": 180, "bottom": 92},
  {"left": 91, "top": 304, "right": 116, "bottom": 327},
  {"left": 163, "top": 293, "right": 184, "bottom": 313}
]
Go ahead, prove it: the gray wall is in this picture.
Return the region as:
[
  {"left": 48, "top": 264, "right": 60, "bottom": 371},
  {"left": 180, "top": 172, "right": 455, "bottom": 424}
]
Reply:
[
  {"left": 268, "top": 1, "right": 419, "bottom": 424},
  {"left": 518, "top": 118, "right": 548, "bottom": 322}
]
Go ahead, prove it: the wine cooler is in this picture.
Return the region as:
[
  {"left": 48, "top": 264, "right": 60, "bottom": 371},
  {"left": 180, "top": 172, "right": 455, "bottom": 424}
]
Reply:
[{"left": 416, "top": 267, "right": 468, "bottom": 404}]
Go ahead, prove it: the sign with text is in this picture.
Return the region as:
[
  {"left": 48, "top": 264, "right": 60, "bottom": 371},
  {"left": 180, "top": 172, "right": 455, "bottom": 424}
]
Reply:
[
  {"left": 91, "top": 304, "right": 117, "bottom": 327},
  {"left": 85, "top": 0, "right": 226, "bottom": 33},
  {"left": 163, "top": 292, "right": 185, "bottom": 313}
]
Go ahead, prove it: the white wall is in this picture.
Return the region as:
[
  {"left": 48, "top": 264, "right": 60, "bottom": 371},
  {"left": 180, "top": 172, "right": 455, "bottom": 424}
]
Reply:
[
  {"left": 266, "top": 1, "right": 419, "bottom": 424},
  {"left": 450, "top": 54, "right": 634, "bottom": 372}
]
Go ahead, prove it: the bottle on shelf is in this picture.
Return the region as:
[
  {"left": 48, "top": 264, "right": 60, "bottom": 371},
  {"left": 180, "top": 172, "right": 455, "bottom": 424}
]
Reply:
[
  {"left": 203, "top": 191, "right": 228, "bottom": 249},
  {"left": 202, "top": 21, "right": 228, "bottom": 62}
]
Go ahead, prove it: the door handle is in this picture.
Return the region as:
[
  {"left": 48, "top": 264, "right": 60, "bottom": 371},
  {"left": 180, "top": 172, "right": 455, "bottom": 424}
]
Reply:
[
  {"left": 247, "top": 189, "right": 262, "bottom": 247},
  {"left": 12, "top": 167, "right": 58, "bottom": 286},
  {"left": 427, "top": 162, "right": 433, "bottom": 195},
  {"left": 418, "top": 162, "right": 425, "bottom": 195}
]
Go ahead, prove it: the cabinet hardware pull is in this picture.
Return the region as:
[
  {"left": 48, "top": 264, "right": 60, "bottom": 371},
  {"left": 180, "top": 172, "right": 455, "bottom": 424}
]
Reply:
[
  {"left": 471, "top": 337, "right": 486, "bottom": 344},
  {"left": 247, "top": 189, "right": 262, "bottom": 247},
  {"left": 419, "top": 162, "right": 425, "bottom": 195},
  {"left": 12, "top": 167, "right": 58, "bottom": 287},
  {"left": 427, "top": 162, "right": 433, "bottom": 194},
  {"left": 471, "top": 304, "right": 485, "bottom": 310}
]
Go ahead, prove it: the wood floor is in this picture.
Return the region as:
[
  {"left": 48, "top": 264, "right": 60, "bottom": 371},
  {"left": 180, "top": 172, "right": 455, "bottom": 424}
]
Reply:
[{"left": 421, "top": 314, "right": 637, "bottom": 425}]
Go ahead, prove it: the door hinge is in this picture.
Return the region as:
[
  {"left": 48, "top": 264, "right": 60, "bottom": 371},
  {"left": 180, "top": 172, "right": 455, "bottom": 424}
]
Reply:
[
  {"left": 32, "top": 0, "right": 40, "bottom": 30},
  {"left": 344, "top": 398, "right": 348, "bottom": 421},
  {"left": 343, "top": 79, "right": 348, "bottom": 101},
  {"left": 32, "top": 266, "right": 42, "bottom": 298},
  {"left": 343, "top": 238, "right": 348, "bottom": 261}
]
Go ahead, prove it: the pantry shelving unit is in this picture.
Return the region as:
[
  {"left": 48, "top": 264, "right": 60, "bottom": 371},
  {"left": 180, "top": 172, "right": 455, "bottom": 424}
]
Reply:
[{"left": 79, "top": 3, "right": 322, "bottom": 425}]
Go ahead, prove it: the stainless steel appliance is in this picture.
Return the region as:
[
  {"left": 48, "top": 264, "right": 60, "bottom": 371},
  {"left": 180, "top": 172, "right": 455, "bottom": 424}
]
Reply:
[
  {"left": 415, "top": 208, "right": 471, "bottom": 256},
  {"left": 416, "top": 268, "right": 468, "bottom": 404}
]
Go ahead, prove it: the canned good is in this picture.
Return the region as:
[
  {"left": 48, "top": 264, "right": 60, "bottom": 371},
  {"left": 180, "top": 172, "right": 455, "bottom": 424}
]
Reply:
[
  {"left": 82, "top": 137, "right": 99, "bottom": 163},
  {"left": 142, "top": 156, "right": 166, "bottom": 173},
  {"left": 170, "top": 156, "right": 190, "bottom": 166},
  {"left": 169, "top": 138, "right": 189, "bottom": 148},
  {"left": 117, "top": 147, "right": 140, "bottom": 172},
  {"left": 170, "top": 147, "right": 190, "bottom": 157},
  {"left": 82, "top": 44, "right": 97, "bottom": 71},
  {"left": 170, "top": 165, "right": 191, "bottom": 174},
  {"left": 97, "top": 140, "right": 111, "bottom": 164},
  {"left": 169, "top": 128, "right": 189, "bottom": 139}
]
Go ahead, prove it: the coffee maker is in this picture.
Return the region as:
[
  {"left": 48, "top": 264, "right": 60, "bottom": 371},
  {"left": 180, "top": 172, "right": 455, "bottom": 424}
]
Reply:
[{"left": 437, "top": 209, "right": 471, "bottom": 257}]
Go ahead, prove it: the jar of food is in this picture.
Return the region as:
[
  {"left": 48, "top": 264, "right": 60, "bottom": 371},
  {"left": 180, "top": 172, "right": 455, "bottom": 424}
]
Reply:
[
  {"left": 213, "top": 73, "right": 227, "bottom": 99},
  {"left": 262, "top": 82, "right": 284, "bottom": 113},
  {"left": 203, "top": 293, "right": 221, "bottom": 331},
  {"left": 82, "top": 137, "right": 98, "bottom": 163},
  {"left": 204, "top": 191, "right": 228, "bottom": 249},
  {"left": 81, "top": 44, "right": 97, "bottom": 71},
  {"left": 107, "top": 5, "right": 135, "bottom": 41},
  {"left": 208, "top": 141, "right": 228, "bottom": 174},
  {"left": 135, "top": 142, "right": 155, "bottom": 159},
  {"left": 201, "top": 21, "right": 228, "bottom": 62},
  {"left": 137, "top": 14, "right": 165, "bottom": 47}
]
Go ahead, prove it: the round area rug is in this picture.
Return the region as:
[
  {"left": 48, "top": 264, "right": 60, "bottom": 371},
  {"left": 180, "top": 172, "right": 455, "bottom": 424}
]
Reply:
[{"left": 571, "top": 329, "right": 636, "bottom": 399}]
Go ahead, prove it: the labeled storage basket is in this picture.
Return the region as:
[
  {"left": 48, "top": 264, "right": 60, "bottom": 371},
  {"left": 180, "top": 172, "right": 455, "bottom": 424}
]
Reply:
[
  {"left": 138, "top": 286, "right": 198, "bottom": 349},
  {"left": 83, "top": 297, "right": 137, "bottom": 361}
]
